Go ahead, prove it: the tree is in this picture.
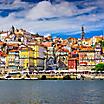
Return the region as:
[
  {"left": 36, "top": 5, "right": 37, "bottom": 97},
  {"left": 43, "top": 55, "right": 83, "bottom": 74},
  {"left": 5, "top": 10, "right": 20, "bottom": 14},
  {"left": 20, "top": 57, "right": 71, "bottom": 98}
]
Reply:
[
  {"left": 41, "top": 75, "right": 47, "bottom": 80},
  {"left": 94, "top": 63, "right": 104, "bottom": 72},
  {"left": 63, "top": 75, "right": 71, "bottom": 80},
  {"left": 99, "top": 41, "right": 104, "bottom": 47}
]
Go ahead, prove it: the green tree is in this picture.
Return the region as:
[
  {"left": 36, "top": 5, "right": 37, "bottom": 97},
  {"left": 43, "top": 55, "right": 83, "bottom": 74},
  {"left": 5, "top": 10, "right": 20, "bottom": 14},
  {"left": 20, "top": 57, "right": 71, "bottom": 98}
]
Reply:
[
  {"left": 99, "top": 41, "right": 104, "bottom": 47},
  {"left": 95, "top": 63, "right": 104, "bottom": 72},
  {"left": 41, "top": 75, "right": 47, "bottom": 80},
  {"left": 63, "top": 75, "right": 72, "bottom": 80}
]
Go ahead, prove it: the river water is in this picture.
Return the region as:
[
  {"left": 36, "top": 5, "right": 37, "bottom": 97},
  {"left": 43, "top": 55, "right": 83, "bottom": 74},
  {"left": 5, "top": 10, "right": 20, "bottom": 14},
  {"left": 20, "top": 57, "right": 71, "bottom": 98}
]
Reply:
[{"left": 0, "top": 80, "right": 104, "bottom": 104}]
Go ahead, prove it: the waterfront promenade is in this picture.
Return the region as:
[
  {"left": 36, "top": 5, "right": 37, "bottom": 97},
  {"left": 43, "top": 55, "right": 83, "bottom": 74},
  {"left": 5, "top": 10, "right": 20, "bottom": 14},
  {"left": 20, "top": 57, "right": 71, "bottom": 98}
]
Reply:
[{"left": 0, "top": 70, "right": 104, "bottom": 80}]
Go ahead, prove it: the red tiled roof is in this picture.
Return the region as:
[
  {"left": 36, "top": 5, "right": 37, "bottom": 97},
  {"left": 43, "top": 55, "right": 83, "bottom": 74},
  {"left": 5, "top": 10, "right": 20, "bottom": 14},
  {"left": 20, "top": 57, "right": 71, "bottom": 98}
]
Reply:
[
  {"left": 9, "top": 50, "right": 19, "bottom": 52},
  {"left": 80, "top": 62, "right": 87, "bottom": 65},
  {"left": 71, "top": 50, "right": 79, "bottom": 54},
  {"left": 58, "top": 48, "right": 69, "bottom": 52},
  {"left": 0, "top": 51, "right": 7, "bottom": 57},
  {"left": 80, "top": 46, "right": 94, "bottom": 51},
  {"left": 68, "top": 57, "right": 79, "bottom": 60},
  {"left": 71, "top": 44, "right": 79, "bottom": 48},
  {"left": 7, "top": 43, "right": 19, "bottom": 47},
  {"left": 0, "top": 41, "right": 4, "bottom": 45},
  {"left": 0, "top": 31, "right": 8, "bottom": 34},
  {"left": 42, "top": 42, "right": 52, "bottom": 47}
]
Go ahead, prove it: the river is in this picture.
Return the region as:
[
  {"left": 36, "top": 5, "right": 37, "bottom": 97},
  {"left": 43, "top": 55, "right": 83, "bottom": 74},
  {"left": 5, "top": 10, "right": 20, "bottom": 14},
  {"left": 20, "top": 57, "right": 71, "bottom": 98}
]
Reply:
[{"left": 0, "top": 80, "right": 104, "bottom": 104}]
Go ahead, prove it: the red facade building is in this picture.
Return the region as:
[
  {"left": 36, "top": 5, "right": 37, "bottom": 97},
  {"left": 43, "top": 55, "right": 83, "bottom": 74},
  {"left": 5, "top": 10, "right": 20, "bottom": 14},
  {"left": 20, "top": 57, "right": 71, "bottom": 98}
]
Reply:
[{"left": 68, "top": 58, "right": 77, "bottom": 69}]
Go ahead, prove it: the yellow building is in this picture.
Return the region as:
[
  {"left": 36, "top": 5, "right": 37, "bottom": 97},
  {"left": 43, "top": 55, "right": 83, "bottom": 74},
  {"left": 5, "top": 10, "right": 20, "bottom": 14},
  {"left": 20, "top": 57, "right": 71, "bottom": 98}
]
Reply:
[
  {"left": 28, "top": 43, "right": 47, "bottom": 70},
  {"left": 19, "top": 46, "right": 33, "bottom": 70},
  {"left": 28, "top": 44, "right": 39, "bottom": 66}
]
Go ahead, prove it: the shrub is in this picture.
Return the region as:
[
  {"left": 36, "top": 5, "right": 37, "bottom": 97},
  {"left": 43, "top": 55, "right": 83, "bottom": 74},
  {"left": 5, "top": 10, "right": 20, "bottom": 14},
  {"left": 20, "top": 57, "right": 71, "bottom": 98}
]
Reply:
[
  {"left": 95, "top": 63, "right": 104, "bottom": 72},
  {"left": 63, "top": 75, "right": 71, "bottom": 80},
  {"left": 41, "top": 75, "right": 47, "bottom": 80}
]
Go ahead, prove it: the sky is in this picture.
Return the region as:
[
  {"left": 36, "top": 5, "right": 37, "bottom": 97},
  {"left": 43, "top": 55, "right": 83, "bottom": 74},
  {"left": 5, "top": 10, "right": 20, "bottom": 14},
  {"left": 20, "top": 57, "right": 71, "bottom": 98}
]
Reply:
[{"left": 0, "top": 0, "right": 104, "bottom": 39}]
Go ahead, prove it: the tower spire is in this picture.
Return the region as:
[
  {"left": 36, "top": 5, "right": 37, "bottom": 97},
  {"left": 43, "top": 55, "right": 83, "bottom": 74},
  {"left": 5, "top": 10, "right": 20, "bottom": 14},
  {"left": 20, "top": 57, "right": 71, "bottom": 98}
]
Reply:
[{"left": 81, "top": 26, "right": 85, "bottom": 40}]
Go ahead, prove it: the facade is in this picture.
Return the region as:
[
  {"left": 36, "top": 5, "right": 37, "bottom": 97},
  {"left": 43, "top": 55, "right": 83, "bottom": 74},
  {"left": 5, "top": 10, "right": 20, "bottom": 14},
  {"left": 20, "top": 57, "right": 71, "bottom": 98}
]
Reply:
[
  {"left": 79, "top": 46, "right": 95, "bottom": 66},
  {"left": 81, "top": 38, "right": 92, "bottom": 46},
  {"left": 0, "top": 51, "right": 7, "bottom": 69},
  {"left": 57, "top": 48, "right": 69, "bottom": 70},
  {"left": 91, "top": 36, "right": 104, "bottom": 46},
  {"left": 42, "top": 42, "right": 55, "bottom": 70},
  {"left": 0, "top": 32, "right": 8, "bottom": 41},
  {"left": 94, "top": 44, "right": 104, "bottom": 64},
  {"left": 68, "top": 58, "right": 77, "bottom": 70},
  {"left": 19, "top": 46, "right": 33, "bottom": 70},
  {"left": 67, "top": 37, "right": 77, "bottom": 45},
  {"left": 0, "top": 27, "right": 104, "bottom": 73},
  {"left": 6, "top": 50, "right": 19, "bottom": 70},
  {"left": 0, "top": 41, "right": 6, "bottom": 52},
  {"left": 28, "top": 43, "right": 47, "bottom": 70}
]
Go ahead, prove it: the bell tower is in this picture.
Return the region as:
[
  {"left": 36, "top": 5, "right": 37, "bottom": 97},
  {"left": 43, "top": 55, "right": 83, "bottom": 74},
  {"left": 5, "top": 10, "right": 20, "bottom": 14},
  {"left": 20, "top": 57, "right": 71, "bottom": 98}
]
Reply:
[{"left": 81, "top": 26, "right": 85, "bottom": 40}]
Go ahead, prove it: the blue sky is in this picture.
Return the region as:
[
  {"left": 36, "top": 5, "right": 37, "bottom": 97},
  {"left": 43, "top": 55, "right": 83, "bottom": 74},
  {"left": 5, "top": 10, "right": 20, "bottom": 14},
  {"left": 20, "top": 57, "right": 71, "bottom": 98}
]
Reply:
[{"left": 0, "top": 0, "right": 104, "bottom": 38}]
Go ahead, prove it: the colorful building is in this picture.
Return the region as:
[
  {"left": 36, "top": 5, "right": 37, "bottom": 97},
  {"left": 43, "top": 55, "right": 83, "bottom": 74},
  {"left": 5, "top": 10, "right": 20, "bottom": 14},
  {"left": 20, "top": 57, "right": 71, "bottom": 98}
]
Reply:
[
  {"left": 91, "top": 36, "right": 104, "bottom": 46},
  {"left": 28, "top": 43, "right": 47, "bottom": 70},
  {"left": 81, "top": 38, "right": 92, "bottom": 46},
  {"left": 57, "top": 48, "right": 69, "bottom": 70},
  {"left": 19, "top": 45, "right": 33, "bottom": 70},
  {"left": 68, "top": 58, "right": 78, "bottom": 70},
  {"left": 94, "top": 43, "right": 104, "bottom": 64},
  {"left": 6, "top": 49, "right": 19, "bottom": 70},
  {"left": 79, "top": 46, "right": 95, "bottom": 66},
  {"left": 0, "top": 51, "right": 7, "bottom": 69}
]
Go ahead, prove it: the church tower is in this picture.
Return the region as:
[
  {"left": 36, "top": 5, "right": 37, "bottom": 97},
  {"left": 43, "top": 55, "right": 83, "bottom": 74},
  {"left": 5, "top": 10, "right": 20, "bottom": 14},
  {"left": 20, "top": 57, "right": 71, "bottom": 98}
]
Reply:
[{"left": 81, "top": 26, "right": 85, "bottom": 40}]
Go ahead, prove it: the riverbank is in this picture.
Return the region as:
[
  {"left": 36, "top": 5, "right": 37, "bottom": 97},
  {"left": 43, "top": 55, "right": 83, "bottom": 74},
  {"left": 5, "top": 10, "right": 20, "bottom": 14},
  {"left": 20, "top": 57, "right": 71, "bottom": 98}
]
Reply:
[{"left": 0, "top": 73, "right": 104, "bottom": 80}]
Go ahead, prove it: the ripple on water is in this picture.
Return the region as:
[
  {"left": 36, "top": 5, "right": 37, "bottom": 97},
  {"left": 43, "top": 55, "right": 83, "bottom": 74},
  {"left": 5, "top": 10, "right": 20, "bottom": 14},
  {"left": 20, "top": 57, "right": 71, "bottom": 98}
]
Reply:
[{"left": 0, "top": 80, "right": 104, "bottom": 104}]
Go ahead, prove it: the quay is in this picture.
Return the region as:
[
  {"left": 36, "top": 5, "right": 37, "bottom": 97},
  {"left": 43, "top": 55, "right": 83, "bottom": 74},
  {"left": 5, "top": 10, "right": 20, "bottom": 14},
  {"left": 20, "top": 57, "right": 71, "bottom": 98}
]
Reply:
[{"left": 0, "top": 70, "right": 104, "bottom": 80}]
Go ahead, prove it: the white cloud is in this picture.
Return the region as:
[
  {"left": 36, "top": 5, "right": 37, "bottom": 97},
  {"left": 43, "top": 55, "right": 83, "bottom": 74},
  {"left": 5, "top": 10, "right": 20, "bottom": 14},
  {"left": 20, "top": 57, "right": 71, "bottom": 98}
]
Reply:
[
  {"left": 0, "top": 0, "right": 34, "bottom": 10},
  {"left": 26, "top": 1, "right": 96, "bottom": 20},
  {"left": 13, "top": 0, "right": 21, "bottom": 4},
  {"left": 0, "top": 12, "right": 80, "bottom": 34},
  {"left": 26, "top": 1, "right": 56, "bottom": 20}
]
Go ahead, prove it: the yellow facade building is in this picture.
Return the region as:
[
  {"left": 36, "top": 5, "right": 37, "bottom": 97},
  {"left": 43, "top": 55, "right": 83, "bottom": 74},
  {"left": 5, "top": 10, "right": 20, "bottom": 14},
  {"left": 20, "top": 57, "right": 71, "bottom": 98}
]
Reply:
[
  {"left": 28, "top": 43, "right": 47, "bottom": 70},
  {"left": 19, "top": 46, "right": 33, "bottom": 70}
]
